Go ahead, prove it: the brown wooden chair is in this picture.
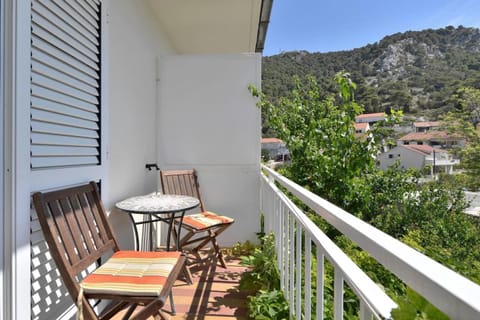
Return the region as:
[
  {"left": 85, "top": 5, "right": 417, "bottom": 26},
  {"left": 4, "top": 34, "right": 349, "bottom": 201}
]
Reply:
[
  {"left": 160, "top": 169, "right": 234, "bottom": 268},
  {"left": 32, "top": 181, "right": 185, "bottom": 320}
]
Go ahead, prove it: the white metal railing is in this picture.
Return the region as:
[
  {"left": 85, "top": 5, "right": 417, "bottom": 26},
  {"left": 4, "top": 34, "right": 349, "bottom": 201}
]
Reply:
[{"left": 260, "top": 165, "right": 480, "bottom": 320}]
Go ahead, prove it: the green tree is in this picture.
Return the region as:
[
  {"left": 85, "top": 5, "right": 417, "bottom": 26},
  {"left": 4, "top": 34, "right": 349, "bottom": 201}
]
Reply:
[
  {"left": 252, "top": 73, "right": 480, "bottom": 319},
  {"left": 443, "top": 87, "right": 480, "bottom": 190},
  {"left": 253, "top": 72, "right": 377, "bottom": 206}
]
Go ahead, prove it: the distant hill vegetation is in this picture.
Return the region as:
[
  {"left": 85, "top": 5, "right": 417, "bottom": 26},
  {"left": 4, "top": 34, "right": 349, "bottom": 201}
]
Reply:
[{"left": 262, "top": 26, "right": 480, "bottom": 119}]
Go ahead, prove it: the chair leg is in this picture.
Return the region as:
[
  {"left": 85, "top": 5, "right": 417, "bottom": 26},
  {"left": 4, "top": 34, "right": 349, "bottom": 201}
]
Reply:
[
  {"left": 156, "top": 309, "right": 170, "bottom": 320},
  {"left": 182, "top": 263, "right": 193, "bottom": 284},
  {"left": 169, "top": 291, "right": 176, "bottom": 315}
]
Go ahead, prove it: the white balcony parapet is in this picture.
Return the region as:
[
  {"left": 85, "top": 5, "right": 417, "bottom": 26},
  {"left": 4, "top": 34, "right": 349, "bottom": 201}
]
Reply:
[
  {"left": 261, "top": 165, "right": 480, "bottom": 320},
  {"left": 261, "top": 167, "right": 397, "bottom": 319}
]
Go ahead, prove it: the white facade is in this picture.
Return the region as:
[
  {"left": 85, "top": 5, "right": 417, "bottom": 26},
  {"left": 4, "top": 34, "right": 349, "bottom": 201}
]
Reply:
[
  {"left": 378, "top": 145, "right": 458, "bottom": 174},
  {"left": 378, "top": 145, "right": 426, "bottom": 170},
  {"left": 2, "top": 1, "right": 269, "bottom": 319}
]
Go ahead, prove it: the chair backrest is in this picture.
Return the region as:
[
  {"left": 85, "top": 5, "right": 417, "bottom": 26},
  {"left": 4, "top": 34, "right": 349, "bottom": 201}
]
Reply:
[
  {"left": 160, "top": 169, "right": 206, "bottom": 212},
  {"left": 32, "top": 181, "right": 120, "bottom": 299}
]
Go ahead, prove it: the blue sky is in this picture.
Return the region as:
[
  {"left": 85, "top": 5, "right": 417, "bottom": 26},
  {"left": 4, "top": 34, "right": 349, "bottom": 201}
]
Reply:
[{"left": 263, "top": 0, "right": 480, "bottom": 56}]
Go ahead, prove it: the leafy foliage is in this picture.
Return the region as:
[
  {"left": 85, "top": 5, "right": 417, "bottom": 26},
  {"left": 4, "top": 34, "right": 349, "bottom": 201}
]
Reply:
[
  {"left": 239, "top": 233, "right": 280, "bottom": 292},
  {"left": 442, "top": 86, "right": 480, "bottom": 190},
  {"left": 252, "top": 72, "right": 480, "bottom": 319},
  {"left": 248, "top": 290, "right": 290, "bottom": 320},
  {"left": 239, "top": 233, "right": 290, "bottom": 319},
  {"left": 254, "top": 73, "right": 378, "bottom": 206}
]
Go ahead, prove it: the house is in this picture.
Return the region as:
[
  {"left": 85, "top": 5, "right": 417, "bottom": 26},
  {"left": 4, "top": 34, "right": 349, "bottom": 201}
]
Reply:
[
  {"left": 354, "top": 122, "right": 370, "bottom": 134},
  {"left": 355, "top": 112, "right": 386, "bottom": 125},
  {"left": 261, "top": 137, "right": 289, "bottom": 161},
  {"left": 398, "top": 130, "right": 464, "bottom": 148},
  {"left": 1, "top": 1, "right": 272, "bottom": 319},
  {"left": 3, "top": 2, "right": 480, "bottom": 320},
  {"left": 413, "top": 121, "right": 442, "bottom": 132},
  {"left": 378, "top": 144, "right": 459, "bottom": 174}
]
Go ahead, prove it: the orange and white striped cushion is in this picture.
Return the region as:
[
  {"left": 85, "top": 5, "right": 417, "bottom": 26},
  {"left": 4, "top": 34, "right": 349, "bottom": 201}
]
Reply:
[
  {"left": 182, "top": 212, "right": 234, "bottom": 230},
  {"left": 80, "top": 251, "right": 181, "bottom": 296}
]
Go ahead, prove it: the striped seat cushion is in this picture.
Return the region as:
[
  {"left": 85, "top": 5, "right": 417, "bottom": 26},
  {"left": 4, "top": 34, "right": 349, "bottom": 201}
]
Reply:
[
  {"left": 181, "top": 212, "right": 234, "bottom": 230},
  {"left": 80, "top": 251, "right": 181, "bottom": 296}
]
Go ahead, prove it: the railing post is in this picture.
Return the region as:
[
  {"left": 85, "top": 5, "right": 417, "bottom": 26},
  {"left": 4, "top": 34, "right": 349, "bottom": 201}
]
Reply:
[
  {"left": 334, "top": 270, "right": 344, "bottom": 320},
  {"left": 305, "top": 234, "right": 312, "bottom": 320},
  {"left": 289, "top": 216, "right": 295, "bottom": 318},
  {"left": 295, "top": 223, "right": 302, "bottom": 318},
  {"left": 317, "top": 246, "right": 324, "bottom": 320},
  {"left": 360, "top": 301, "right": 373, "bottom": 320}
]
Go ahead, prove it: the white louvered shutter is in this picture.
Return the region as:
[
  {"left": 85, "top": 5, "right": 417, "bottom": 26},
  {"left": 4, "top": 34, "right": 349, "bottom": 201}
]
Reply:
[
  {"left": 30, "top": 1, "right": 102, "bottom": 319},
  {"left": 31, "top": 0, "right": 101, "bottom": 169}
]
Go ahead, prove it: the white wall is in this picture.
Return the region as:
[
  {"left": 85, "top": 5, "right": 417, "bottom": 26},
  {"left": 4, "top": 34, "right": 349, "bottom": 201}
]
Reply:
[
  {"left": 107, "top": 0, "right": 175, "bottom": 249},
  {"left": 157, "top": 54, "right": 262, "bottom": 245},
  {"left": 379, "top": 146, "right": 425, "bottom": 170}
]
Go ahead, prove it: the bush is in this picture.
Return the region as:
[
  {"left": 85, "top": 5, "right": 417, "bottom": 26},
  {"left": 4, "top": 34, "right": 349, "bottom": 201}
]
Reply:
[{"left": 239, "top": 233, "right": 290, "bottom": 319}]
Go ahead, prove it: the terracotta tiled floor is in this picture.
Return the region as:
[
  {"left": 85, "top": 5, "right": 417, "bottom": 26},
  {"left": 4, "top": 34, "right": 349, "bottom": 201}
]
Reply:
[
  {"left": 169, "top": 254, "right": 252, "bottom": 319},
  {"left": 112, "top": 252, "right": 253, "bottom": 320}
]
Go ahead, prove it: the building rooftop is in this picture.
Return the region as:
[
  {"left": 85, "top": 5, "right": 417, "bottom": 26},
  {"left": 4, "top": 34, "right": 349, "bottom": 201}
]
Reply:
[
  {"left": 401, "top": 144, "right": 446, "bottom": 155},
  {"left": 261, "top": 137, "right": 284, "bottom": 144},
  {"left": 355, "top": 112, "right": 386, "bottom": 120},
  {"left": 413, "top": 121, "right": 442, "bottom": 128},
  {"left": 399, "top": 130, "right": 457, "bottom": 141}
]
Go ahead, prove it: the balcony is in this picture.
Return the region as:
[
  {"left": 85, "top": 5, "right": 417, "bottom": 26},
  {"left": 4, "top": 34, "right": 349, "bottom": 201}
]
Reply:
[
  {"left": 258, "top": 165, "right": 480, "bottom": 319},
  {"left": 109, "top": 165, "right": 480, "bottom": 319}
]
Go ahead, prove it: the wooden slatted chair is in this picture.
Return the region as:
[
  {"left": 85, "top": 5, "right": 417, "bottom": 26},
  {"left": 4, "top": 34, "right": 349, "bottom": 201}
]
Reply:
[
  {"left": 160, "top": 169, "right": 234, "bottom": 268},
  {"left": 32, "top": 181, "right": 185, "bottom": 320}
]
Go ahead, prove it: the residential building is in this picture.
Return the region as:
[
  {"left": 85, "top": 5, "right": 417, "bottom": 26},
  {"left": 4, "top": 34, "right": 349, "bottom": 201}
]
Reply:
[
  {"left": 398, "top": 130, "right": 465, "bottom": 148},
  {"left": 261, "top": 137, "right": 289, "bottom": 161},
  {"left": 355, "top": 112, "right": 386, "bottom": 125},
  {"left": 413, "top": 121, "right": 442, "bottom": 132},
  {"left": 378, "top": 144, "right": 459, "bottom": 174},
  {"left": 354, "top": 122, "right": 370, "bottom": 134}
]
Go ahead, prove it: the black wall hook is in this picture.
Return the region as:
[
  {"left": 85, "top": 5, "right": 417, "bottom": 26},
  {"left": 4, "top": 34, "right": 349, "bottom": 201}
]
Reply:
[{"left": 145, "top": 163, "right": 160, "bottom": 171}]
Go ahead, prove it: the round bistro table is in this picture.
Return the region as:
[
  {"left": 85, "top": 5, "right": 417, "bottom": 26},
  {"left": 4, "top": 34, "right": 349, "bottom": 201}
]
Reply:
[{"left": 115, "top": 193, "right": 200, "bottom": 251}]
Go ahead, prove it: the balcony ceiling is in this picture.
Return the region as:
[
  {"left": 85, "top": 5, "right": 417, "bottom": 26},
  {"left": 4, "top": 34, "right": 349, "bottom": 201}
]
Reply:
[{"left": 147, "top": 0, "right": 264, "bottom": 54}]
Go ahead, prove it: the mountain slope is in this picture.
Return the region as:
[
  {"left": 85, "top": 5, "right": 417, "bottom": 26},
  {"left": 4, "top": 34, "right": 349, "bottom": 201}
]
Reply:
[{"left": 262, "top": 26, "right": 480, "bottom": 118}]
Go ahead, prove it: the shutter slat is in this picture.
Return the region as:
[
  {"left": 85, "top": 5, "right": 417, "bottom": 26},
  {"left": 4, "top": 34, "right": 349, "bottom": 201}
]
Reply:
[
  {"left": 31, "top": 109, "right": 99, "bottom": 131},
  {"left": 32, "top": 85, "right": 99, "bottom": 113},
  {"left": 32, "top": 97, "right": 98, "bottom": 122},
  {"left": 39, "top": 0, "right": 99, "bottom": 46},
  {"left": 32, "top": 37, "right": 99, "bottom": 81},
  {"left": 85, "top": 0, "right": 100, "bottom": 13},
  {"left": 31, "top": 121, "right": 99, "bottom": 139},
  {"left": 32, "top": 1, "right": 98, "bottom": 54},
  {"left": 32, "top": 24, "right": 98, "bottom": 70},
  {"left": 32, "top": 73, "right": 99, "bottom": 105},
  {"left": 31, "top": 145, "right": 99, "bottom": 157},
  {"left": 52, "top": 0, "right": 99, "bottom": 38},
  {"left": 31, "top": 156, "right": 99, "bottom": 169},
  {"left": 32, "top": 13, "right": 98, "bottom": 62},
  {"left": 32, "top": 60, "right": 98, "bottom": 95},
  {"left": 66, "top": 0, "right": 99, "bottom": 28},
  {"left": 32, "top": 133, "right": 99, "bottom": 147},
  {"left": 75, "top": 0, "right": 99, "bottom": 22}
]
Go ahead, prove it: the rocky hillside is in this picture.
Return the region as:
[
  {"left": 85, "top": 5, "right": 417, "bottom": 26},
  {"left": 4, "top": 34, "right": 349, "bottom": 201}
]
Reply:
[{"left": 262, "top": 26, "right": 480, "bottom": 118}]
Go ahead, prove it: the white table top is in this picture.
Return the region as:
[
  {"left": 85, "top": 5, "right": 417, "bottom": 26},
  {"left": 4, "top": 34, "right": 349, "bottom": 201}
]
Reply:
[{"left": 115, "top": 193, "right": 200, "bottom": 214}]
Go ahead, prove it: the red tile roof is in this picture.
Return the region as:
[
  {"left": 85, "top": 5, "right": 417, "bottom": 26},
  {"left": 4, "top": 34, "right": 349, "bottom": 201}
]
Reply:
[
  {"left": 413, "top": 121, "right": 442, "bottom": 128},
  {"left": 355, "top": 112, "right": 385, "bottom": 119},
  {"left": 401, "top": 144, "right": 446, "bottom": 155},
  {"left": 354, "top": 123, "right": 369, "bottom": 130},
  {"left": 261, "top": 137, "right": 284, "bottom": 144},
  {"left": 399, "top": 131, "right": 455, "bottom": 141}
]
